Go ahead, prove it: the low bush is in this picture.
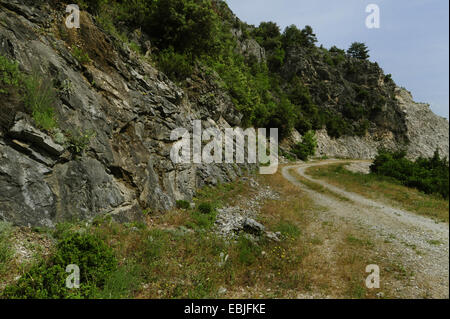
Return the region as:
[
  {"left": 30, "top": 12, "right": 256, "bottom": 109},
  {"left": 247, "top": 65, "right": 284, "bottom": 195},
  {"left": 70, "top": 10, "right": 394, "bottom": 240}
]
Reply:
[
  {"left": 3, "top": 232, "right": 117, "bottom": 298},
  {"left": 23, "top": 71, "right": 58, "bottom": 131},
  {"left": 198, "top": 202, "right": 213, "bottom": 215},
  {"left": 0, "top": 54, "right": 20, "bottom": 92},
  {"left": 370, "top": 149, "right": 449, "bottom": 199},
  {"left": 176, "top": 200, "right": 190, "bottom": 210},
  {"left": 65, "top": 129, "right": 96, "bottom": 156},
  {"left": 157, "top": 48, "right": 193, "bottom": 81},
  {"left": 71, "top": 46, "right": 91, "bottom": 65},
  {"left": 292, "top": 130, "right": 317, "bottom": 161}
]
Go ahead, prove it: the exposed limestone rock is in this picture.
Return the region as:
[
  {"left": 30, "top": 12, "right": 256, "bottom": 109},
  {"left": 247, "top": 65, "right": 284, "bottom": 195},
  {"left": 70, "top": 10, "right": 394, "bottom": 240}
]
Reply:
[
  {"left": 395, "top": 88, "right": 449, "bottom": 159},
  {"left": 9, "top": 115, "right": 65, "bottom": 156},
  {"left": 315, "top": 87, "right": 449, "bottom": 160},
  {"left": 0, "top": 1, "right": 253, "bottom": 227},
  {"left": 315, "top": 128, "right": 397, "bottom": 159}
]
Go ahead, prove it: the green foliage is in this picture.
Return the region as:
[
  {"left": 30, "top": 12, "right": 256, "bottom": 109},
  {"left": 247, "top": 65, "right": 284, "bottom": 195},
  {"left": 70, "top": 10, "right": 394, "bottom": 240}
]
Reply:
[
  {"left": 252, "top": 21, "right": 285, "bottom": 71},
  {"left": 66, "top": 129, "right": 95, "bottom": 155},
  {"left": 79, "top": 2, "right": 394, "bottom": 142},
  {"left": 275, "top": 220, "right": 301, "bottom": 238},
  {"left": 1, "top": 54, "right": 58, "bottom": 131},
  {"left": 343, "top": 103, "right": 364, "bottom": 120},
  {"left": 99, "top": 0, "right": 220, "bottom": 57},
  {"left": 176, "top": 200, "right": 191, "bottom": 210},
  {"left": 0, "top": 54, "right": 20, "bottom": 93},
  {"left": 198, "top": 202, "right": 213, "bottom": 214},
  {"left": 287, "top": 77, "right": 321, "bottom": 134},
  {"left": 370, "top": 149, "right": 449, "bottom": 199},
  {"left": 157, "top": 48, "right": 193, "bottom": 81},
  {"left": 292, "top": 130, "right": 317, "bottom": 161},
  {"left": 140, "top": 229, "right": 167, "bottom": 265},
  {"left": 94, "top": 263, "right": 142, "bottom": 298},
  {"left": 189, "top": 210, "right": 217, "bottom": 229},
  {"left": 23, "top": 72, "right": 58, "bottom": 131},
  {"left": 0, "top": 222, "right": 13, "bottom": 276},
  {"left": 281, "top": 24, "right": 317, "bottom": 50},
  {"left": 347, "top": 42, "right": 370, "bottom": 60},
  {"left": 3, "top": 232, "right": 117, "bottom": 299},
  {"left": 265, "top": 96, "right": 296, "bottom": 138},
  {"left": 237, "top": 236, "right": 261, "bottom": 266},
  {"left": 71, "top": 46, "right": 91, "bottom": 65}
]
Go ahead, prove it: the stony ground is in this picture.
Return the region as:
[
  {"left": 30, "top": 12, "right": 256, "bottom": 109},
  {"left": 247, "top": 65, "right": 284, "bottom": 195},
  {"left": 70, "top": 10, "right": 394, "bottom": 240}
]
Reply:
[{"left": 282, "top": 160, "right": 449, "bottom": 298}]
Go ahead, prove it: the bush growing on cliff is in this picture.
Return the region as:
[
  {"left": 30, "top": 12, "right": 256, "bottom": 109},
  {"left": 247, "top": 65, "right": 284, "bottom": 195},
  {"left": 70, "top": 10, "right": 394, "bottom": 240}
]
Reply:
[
  {"left": 0, "top": 54, "right": 57, "bottom": 131},
  {"left": 23, "top": 72, "right": 58, "bottom": 131},
  {"left": 370, "top": 149, "right": 449, "bottom": 199},
  {"left": 0, "top": 54, "right": 20, "bottom": 92}
]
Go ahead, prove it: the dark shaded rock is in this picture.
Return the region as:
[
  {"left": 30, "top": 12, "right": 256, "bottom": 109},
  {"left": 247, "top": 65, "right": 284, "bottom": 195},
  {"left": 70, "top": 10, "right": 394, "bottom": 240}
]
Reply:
[{"left": 9, "top": 116, "right": 65, "bottom": 156}]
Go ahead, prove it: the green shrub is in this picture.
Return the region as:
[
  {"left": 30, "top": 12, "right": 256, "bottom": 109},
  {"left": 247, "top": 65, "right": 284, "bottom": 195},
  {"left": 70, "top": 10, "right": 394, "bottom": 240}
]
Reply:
[
  {"left": 3, "top": 232, "right": 117, "bottom": 299},
  {"left": 94, "top": 263, "right": 142, "bottom": 299},
  {"left": 140, "top": 229, "right": 168, "bottom": 265},
  {"left": 23, "top": 71, "right": 58, "bottom": 131},
  {"left": 347, "top": 42, "right": 370, "bottom": 60},
  {"left": 157, "top": 48, "right": 193, "bottom": 81},
  {"left": 0, "top": 54, "right": 20, "bottom": 93},
  {"left": 176, "top": 200, "right": 190, "bottom": 210},
  {"left": 71, "top": 46, "right": 91, "bottom": 65},
  {"left": 275, "top": 220, "right": 301, "bottom": 238},
  {"left": 189, "top": 211, "right": 216, "bottom": 229},
  {"left": 66, "top": 129, "right": 96, "bottom": 156},
  {"left": 198, "top": 202, "right": 213, "bottom": 214},
  {"left": 370, "top": 149, "right": 449, "bottom": 199},
  {"left": 292, "top": 130, "right": 317, "bottom": 161}
]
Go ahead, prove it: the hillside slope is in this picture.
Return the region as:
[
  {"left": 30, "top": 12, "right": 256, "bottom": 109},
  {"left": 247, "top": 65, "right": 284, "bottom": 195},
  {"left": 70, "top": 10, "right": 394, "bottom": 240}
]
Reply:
[{"left": 0, "top": 0, "right": 448, "bottom": 227}]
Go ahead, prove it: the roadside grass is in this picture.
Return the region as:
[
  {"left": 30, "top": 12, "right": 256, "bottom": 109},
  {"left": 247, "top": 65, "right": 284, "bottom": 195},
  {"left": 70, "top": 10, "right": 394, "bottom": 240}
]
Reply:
[
  {"left": 1, "top": 170, "right": 413, "bottom": 299},
  {"left": 0, "top": 222, "right": 14, "bottom": 277},
  {"left": 306, "top": 163, "right": 449, "bottom": 223}
]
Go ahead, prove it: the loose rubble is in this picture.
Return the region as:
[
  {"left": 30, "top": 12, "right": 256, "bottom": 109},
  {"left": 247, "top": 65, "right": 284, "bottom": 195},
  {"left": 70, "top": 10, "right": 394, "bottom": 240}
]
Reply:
[{"left": 214, "top": 178, "right": 281, "bottom": 241}]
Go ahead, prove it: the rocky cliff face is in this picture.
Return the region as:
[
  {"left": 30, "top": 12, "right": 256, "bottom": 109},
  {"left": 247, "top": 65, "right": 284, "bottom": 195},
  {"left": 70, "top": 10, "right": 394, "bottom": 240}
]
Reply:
[
  {"left": 0, "top": 0, "right": 251, "bottom": 227},
  {"left": 315, "top": 87, "right": 449, "bottom": 160}
]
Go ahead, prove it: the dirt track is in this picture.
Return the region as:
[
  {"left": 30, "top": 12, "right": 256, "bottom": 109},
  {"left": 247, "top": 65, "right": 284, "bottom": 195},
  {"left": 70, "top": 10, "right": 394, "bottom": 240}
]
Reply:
[{"left": 282, "top": 160, "right": 449, "bottom": 299}]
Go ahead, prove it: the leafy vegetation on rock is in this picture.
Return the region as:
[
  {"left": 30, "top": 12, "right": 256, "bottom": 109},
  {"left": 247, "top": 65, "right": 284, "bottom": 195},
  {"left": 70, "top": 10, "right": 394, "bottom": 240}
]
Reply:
[{"left": 0, "top": 54, "right": 58, "bottom": 131}]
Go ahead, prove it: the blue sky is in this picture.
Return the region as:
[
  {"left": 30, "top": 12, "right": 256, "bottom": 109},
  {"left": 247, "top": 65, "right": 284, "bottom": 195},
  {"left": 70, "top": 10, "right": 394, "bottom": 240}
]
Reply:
[{"left": 226, "top": 0, "right": 449, "bottom": 119}]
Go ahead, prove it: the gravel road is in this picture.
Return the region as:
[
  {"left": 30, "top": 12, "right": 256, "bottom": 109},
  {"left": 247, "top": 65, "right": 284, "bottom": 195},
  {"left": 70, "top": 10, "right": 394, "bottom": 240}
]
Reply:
[{"left": 282, "top": 160, "right": 449, "bottom": 299}]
